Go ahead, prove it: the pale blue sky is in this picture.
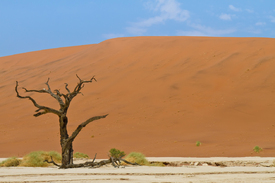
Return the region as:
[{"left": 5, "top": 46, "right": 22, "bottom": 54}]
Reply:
[{"left": 1, "top": 0, "right": 275, "bottom": 57}]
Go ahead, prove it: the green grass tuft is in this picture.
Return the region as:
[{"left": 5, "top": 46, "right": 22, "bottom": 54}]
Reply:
[
  {"left": 0, "top": 157, "right": 22, "bottom": 167},
  {"left": 73, "top": 152, "right": 89, "bottom": 159}
]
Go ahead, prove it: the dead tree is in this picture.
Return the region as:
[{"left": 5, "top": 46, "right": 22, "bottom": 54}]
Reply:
[{"left": 15, "top": 75, "right": 108, "bottom": 168}]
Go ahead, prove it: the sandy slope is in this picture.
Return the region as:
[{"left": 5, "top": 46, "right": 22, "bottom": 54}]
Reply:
[{"left": 0, "top": 36, "right": 275, "bottom": 158}]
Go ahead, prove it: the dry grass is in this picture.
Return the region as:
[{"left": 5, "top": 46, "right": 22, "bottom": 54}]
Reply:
[
  {"left": 73, "top": 152, "right": 89, "bottom": 159},
  {"left": 123, "top": 152, "right": 149, "bottom": 165},
  {"left": 19, "top": 151, "right": 61, "bottom": 167},
  {"left": 0, "top": 151, "right": 92, "bottom": 167},
  {"left": 0, "top": 157, "right": 22, "bottom": 167}
]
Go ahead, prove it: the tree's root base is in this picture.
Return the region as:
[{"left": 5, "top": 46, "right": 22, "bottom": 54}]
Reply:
[{"left": 45, "top": 154, "right": 139, "bottom": 169}]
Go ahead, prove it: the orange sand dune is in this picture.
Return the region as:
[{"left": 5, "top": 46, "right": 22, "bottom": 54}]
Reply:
[{"left": 1, "top": 36, "right": 275, "bottom": 159}]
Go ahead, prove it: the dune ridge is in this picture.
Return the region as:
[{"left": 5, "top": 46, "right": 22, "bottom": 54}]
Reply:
[{"left": 0, "top": 36, "right": 275, "bottom": 158}]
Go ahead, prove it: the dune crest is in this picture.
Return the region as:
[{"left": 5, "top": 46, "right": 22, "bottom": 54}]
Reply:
[{"left": 1, "top": 36, "right": 275, "bottom": 158}]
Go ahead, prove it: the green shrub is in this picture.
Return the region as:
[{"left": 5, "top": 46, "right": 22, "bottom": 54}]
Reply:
[
  {"left": 124, "top": 152, "right": 149, "bottom": 165},
  {"left": 73, "top": 152, "right": 89, "bottom": 159},
  {"left": 109, "top": 148, "right": 125, "bottom": 159},
  {"left": 253, "top": 146, "right": 262, "bottom": 153},
  {"left": 196, "top": 141, "right": 201, "bottom": 146},
  {"left": 0, "top": 157, "right": 22, "bottom": 167},
  {"left": 20, "top": 151, "right": 61, "bottom": 167}
]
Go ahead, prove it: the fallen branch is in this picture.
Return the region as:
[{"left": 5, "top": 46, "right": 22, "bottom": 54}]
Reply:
[
  {"left": 44, "top": 156, "right": 61, "bottom": 168},
  {"left": 44, "top": 153, "right": 140, "bottom": 169}
]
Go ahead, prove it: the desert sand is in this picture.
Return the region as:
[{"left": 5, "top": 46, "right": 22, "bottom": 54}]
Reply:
[{"left": 0, "top": 36, "right": 275, "bottom": 159}]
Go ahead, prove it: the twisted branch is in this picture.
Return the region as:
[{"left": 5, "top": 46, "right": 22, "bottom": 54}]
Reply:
[
  {"left": 46, "top": 154, "right": 140, "bottom": 169},
  {"left": 66, "top": 75, "right": 97, "bottom": 101},
  {"left": 64, "top": 83, "right": 71, "bottom": 94},
  {"left": 44, "top": 156, "right": 61, "bottom": 167},
  {"left": 62, "top": 114, "right": 108, "bottom": 153},
  {"left": 15, "top": 81, "right": 61, "bottom": 117}
]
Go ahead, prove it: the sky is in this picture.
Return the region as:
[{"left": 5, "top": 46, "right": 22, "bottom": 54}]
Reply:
[{"left": 1, "top": 0, "right": 275, "bottom": 57}]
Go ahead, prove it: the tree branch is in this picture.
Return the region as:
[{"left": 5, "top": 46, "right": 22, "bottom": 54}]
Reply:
[
  {"left": 22, "top": 87, "right": 48, "bottom": 94},
  {"left": 92, "top": 153, "right": 97, "bottom": 163},
  {"left": 58, "top": 157, "right": 139, "bottom": 169},
  {"left": 15, "top": 81, "right": 61, "bottom": 117},
  {"left": 67, "top": 75, "right": 97, "bottom": 101},
  {"left": 69, "top": 114, "right": 108, "bottom": 142},
  {"left": 21, "top": 79, "right": 65, "bottom": 107},
  {"left": 45, "top": 78, "right": 65, "bottom": 107},
  {"left": 62, "top": 114, "right": 108, "bottom": 153},
  {"left": 120, "top": 159, "right": 140, "bottom": 166},
  {"left": 44, "top": 156, "right": 61, "bottom": 167},
  {"left": 45, "top": 152, "right": 140, "bottom": 169},
  {"left": 64, "top": 83, "right": 71, "bottom": 94}
]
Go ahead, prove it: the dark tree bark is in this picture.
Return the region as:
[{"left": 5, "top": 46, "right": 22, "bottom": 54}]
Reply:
[{"left": 15, "top": 75, "right": 108, "bottom": 168}]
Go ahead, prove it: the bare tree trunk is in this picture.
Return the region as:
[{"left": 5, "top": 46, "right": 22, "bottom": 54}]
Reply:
[
  {"left": 59, "top": 115, "right": 74, "bottom": 167},
  {"left": 70, "top": 144, "right": 74, "bottom": 165},
  {"left": 60, "top": 145, "right": 74, "bottom": 168}
]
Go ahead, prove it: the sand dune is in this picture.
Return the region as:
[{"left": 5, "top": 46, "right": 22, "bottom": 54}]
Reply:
[{"left": 1, "top": 36, "right": 275, "bottom": 158}]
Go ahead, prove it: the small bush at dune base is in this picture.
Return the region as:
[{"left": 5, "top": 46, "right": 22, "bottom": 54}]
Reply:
[
  {"left": 20, "top": 151, "right": 61, "bottom": 167},
  {"left": 196, "top": 141, "right": 201, "bottom": 146},
  {"left": 124, "top": 152, "right": 149, "bottom": 165},
  {"left": 109, "top": 148, "right": 126, "bottom": 159},
  {"left": 0, "top": 157, "right": 22, "bottom": 167},
  {"left": 253, "top": 146, "right": 262, "bottom": 153},
  {"left": 73, "top": 152, "right": 89, "bottom": 159}
]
